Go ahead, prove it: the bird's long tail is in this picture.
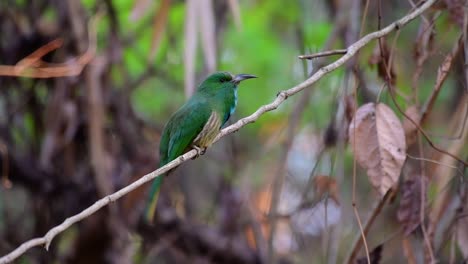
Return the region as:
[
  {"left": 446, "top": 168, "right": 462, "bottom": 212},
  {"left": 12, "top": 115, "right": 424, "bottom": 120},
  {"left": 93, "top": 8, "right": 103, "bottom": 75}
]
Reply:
[{"left": 144, "top": 175, "right": 163, "bottom": 223}]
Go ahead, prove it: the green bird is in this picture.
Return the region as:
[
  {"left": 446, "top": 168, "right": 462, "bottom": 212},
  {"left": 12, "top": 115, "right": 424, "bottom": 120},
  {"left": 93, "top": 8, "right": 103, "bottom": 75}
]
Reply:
[{"left": 145, "top": 71, "right": 257, "bottom": 222}]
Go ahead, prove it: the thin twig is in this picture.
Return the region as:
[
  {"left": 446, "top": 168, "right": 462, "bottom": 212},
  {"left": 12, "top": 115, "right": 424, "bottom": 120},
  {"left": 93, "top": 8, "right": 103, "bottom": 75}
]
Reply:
[
  {"left": 407, "top": 154, "right": 465, "bottom": 178},
  {"left": 0, "top": 15, "right": 99, "bottom": 78},
  {"left": 351, "top": 77, "right": 371, "bottom": 264},
  {"left": 0, "top": 1, "right": 439, "bottom": 262},
  {"left": 420, "top": 35, "right": 463, "bottom": 125},
  {"left": 359, "top": 0, "right": 370, "bottom": 38},
  {"left": 347, "top": 191, "right": 392, "bottom": 263},
  {"left": 267, "top": 22, "right": 343, "bottom": 263},
  {"left": 349, "top": 1, "right": 377, "bottom": 263},
  {"left": 298, "top": 49, "right": 347, "bottom": 60},
  {"left": 388, "top": 88, "right": 467, "bottom": 167},
  {"left": 411, "top": 13, "right": 436, "bottom": 101},
  {"left": 15, "top": 39, "right": 64, "bottom": 69}
]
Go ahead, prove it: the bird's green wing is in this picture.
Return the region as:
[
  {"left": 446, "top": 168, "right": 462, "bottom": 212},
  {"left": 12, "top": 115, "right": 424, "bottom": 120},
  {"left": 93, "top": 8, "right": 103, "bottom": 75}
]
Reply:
[
  {"left": 166, "top": 100, "right": 211, "bottom": 161},
  {"left": 145, "top": 99, "right": 211, "bottom": 223},
  {"left": 158, "top": 122, "right": 171, "bottom": 167}
]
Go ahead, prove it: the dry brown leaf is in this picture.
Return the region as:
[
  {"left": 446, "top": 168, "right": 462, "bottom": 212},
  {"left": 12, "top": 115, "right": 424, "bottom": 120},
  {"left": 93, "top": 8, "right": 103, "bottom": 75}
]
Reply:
[
  {"left": 313, "top": 175, "right": 339, "bottom": 205},
  {"left": 368, "top": 39, "right": 396, "bottom": 85},
  {"left": 402, "top": 105, "right": 421, "bottom": 146},
  {"left": 345, "top": 95, "right": 357, "bottom": 124},
  {"left": 349, "top": 103, "right": 406, "bottom": 195},
  {"left": 323, "top": 121, "right": 338, "bottom": 148},
  {"left": 397, "top": 177, "right": 427, "bottom": 235},
  {"left": 149, "top": 0, "right": 171, "bottom": 59}
]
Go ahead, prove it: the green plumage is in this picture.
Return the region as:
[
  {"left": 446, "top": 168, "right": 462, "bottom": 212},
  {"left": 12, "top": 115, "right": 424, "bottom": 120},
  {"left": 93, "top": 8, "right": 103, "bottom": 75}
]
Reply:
[{"left": 145, "top": 72, "right": 256, "bottom": 223}]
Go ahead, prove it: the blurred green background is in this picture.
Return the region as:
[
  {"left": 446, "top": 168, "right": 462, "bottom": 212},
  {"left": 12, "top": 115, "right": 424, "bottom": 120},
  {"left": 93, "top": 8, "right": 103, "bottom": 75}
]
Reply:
[{"left": 0, "top": 0, "right": 466, "bottom": 263}]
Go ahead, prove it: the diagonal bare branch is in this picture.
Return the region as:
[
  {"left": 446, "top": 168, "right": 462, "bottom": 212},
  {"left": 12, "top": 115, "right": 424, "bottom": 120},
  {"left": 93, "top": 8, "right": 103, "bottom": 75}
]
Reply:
[{"left": 0, "top": 0, "right": 438, "bottom": 262}]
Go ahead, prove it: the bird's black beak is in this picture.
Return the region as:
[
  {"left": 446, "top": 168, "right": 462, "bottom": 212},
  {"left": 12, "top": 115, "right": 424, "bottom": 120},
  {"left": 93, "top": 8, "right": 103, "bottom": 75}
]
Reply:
[{"left": 232, "top": 74, "right": 257, "bottom": 84}]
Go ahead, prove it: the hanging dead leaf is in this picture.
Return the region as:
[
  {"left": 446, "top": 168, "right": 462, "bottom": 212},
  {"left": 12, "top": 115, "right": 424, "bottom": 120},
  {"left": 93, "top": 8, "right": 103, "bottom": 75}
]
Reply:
[
  {"left": 345, "top": 95, "right": 357, "bottom": 124},
  {"left": 356, "top": 244, "right": 383, "bottom": 264},
  {"left": 323, "top": 121, "right": 338, "bottom": 148},
  {"left": 149, "top": 0, "right": 171, "bottom": 59},
  {"left": 368, "top": 39, "right": 396, "bottom": 85},
  {"left": 397, "top": 177, "right": 427, "bottom": 235},
  {"left": 349, "top": 103, "right": 406, "bottom": 195},
  {"left": 402, "top": 105, "right": 421, "bottom": 146}
]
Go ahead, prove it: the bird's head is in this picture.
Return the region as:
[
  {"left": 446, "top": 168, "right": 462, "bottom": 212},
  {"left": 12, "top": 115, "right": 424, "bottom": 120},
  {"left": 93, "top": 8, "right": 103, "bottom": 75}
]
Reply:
[{"left": 198, "top": 72, "right": 257, "bottom": 92}]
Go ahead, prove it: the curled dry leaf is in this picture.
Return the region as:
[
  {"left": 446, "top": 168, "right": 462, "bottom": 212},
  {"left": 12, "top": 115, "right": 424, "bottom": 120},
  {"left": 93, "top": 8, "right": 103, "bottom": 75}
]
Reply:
[
  {"left": 313, "top": 175, "right": 339, "bottom": 205},
  {"left": 402, "top": 105, "right": 421, "bottom": 146},
  {"left": 323, "top": 122, "right": 338, "bottom": 148},
  {"left": 397, "top": 177, "right": 427, "bottom": 235},
  {"left": 345, "top": 95, "right": 357, "bottom": 124},
  {"left": 349, "top": 103, "right": 407, "bottom": 195},
  {"left": 368, "top": 39, "right": 396, "bottom": 85}
]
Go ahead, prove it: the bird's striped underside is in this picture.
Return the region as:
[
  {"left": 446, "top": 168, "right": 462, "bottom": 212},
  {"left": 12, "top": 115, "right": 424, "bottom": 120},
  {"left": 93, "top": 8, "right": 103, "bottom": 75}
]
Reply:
[{"left": 193, "top": 111, "right": 222, "bottom": 148}]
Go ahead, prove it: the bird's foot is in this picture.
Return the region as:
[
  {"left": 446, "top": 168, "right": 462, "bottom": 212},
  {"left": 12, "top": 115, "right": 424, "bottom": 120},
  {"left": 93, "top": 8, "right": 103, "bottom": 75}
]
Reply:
[{"left": 192, "top": 146, "right": 206, "bottom": 159}]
